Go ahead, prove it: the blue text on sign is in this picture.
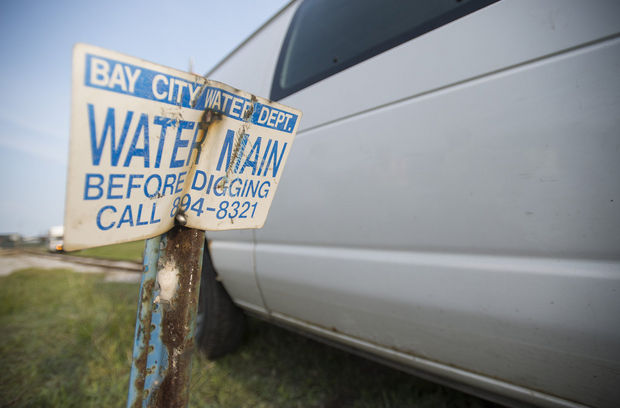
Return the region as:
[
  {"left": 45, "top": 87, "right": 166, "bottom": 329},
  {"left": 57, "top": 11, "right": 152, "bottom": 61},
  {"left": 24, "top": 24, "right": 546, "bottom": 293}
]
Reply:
[{"left": 85, "top": 54, "right": 298, "bottom": 133}]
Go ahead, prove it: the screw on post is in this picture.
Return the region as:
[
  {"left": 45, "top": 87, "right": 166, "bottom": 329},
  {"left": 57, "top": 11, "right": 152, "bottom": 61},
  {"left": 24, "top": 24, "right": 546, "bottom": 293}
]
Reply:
[{"left": 175, "top": 212, "right": 188, "bottom": 226}]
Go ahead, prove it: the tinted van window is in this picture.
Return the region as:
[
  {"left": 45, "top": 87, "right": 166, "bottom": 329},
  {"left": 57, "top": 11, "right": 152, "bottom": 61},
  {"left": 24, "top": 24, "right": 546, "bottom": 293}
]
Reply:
[{"left": 272, "top": 0, "right": 499, "bottom": 100}]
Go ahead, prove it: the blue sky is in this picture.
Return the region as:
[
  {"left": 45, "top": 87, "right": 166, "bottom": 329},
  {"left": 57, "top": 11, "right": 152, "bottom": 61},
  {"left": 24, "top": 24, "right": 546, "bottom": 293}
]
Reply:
[{"left": 0, "top": 0, "right": 289, "bottom": 236}]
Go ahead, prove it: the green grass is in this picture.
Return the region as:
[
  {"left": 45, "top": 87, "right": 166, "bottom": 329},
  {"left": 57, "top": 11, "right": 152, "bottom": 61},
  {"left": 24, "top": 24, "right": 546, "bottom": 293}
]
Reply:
[
  {"left": 0, "top": 268, "right": 493, "bottom": 408},
  {"left": 0, "top": 269, "right": 136, "bottom": 407},
  {"left": 69, "top": 240, "right": 145, "bottom": 262}
]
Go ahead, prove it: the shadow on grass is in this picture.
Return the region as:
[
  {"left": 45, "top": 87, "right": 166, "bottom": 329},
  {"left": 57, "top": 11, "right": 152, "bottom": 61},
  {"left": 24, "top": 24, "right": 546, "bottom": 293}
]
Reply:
[
  {"left": 190, "top": 317, "right": 498, "bottom": 408},
  {"left": 0, "top": 268, "right": 498, "bottom": 408}
]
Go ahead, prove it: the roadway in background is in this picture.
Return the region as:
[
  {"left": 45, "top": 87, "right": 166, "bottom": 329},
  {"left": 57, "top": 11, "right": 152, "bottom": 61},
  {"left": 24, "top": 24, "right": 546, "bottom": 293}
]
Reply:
[{"left": 0, "top": 249, "right": 141, "bottom": 282}]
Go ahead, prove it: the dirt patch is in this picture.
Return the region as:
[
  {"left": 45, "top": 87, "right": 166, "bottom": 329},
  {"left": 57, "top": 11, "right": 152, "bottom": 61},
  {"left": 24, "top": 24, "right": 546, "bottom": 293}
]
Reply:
[{"left": 0, "top": 253, "right": 140, "bottom": 283}]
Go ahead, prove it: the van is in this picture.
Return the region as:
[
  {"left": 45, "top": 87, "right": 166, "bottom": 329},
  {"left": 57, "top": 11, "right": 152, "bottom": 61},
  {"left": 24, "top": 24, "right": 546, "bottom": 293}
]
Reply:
[{"left": 195, "top": 1, "right": 620, "bottom": 407}]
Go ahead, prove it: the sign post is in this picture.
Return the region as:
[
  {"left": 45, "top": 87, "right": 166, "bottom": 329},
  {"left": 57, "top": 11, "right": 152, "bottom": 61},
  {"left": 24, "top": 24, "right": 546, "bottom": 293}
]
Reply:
[
  {"left": 127, "top": 229, "right": 204, "bottom": 408},
  {"left": 64, "top": 44, "right": 301, "bottom": 407}
]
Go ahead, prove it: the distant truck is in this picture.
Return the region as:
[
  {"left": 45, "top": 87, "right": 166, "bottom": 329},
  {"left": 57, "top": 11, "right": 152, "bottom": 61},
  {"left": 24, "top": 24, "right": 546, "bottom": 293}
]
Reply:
[{"left": 48, "top": 226, "right": 64, "bottom": 252}]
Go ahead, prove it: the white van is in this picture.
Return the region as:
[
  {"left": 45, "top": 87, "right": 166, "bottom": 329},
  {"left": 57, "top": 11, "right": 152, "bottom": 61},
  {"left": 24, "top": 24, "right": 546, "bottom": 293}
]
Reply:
[{"left": 195, "top": 1, "right": 620, "bottom": 407}]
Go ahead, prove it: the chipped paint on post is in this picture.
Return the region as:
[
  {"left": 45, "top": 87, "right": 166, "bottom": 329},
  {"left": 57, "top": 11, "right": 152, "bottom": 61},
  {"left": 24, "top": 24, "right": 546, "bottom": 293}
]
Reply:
[
  {"left": 156, "top": 260, "right": 179, "bottom": 303},
  {"left": 127, "top": 236, "right": 160, "bottom": 407},
  {"left": 127, "top": 227, "right": 204, "bottom": 408}
]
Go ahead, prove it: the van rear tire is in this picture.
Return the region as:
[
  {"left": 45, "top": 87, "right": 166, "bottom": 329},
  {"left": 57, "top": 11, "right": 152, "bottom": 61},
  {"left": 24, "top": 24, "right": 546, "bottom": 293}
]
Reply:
[{"left": 195, "top": 238, "right": 246, "bottom": 359}]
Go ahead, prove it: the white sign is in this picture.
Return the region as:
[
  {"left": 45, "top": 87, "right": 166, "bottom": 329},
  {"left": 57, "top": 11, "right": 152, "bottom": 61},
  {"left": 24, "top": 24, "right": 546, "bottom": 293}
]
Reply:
[{"left": 64, "top": 44, "right": 301, "bottom": 250}]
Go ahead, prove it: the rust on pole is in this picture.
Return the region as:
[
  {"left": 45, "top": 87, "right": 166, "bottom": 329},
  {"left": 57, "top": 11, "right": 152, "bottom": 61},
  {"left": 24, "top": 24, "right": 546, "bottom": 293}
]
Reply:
[
  {"left": 128, "top": 108, "right": 218, "bottom": 408},
  {"left": 127, "top": 226, "right": 204, "bottom": 408}
]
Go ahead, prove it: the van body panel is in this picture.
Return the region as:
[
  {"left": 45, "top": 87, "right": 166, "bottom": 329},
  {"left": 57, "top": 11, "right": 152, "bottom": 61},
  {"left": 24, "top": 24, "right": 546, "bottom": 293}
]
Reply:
[
  {"left": 280, "top": 0, "right": 620, "bottom": 132},
  {"left": 256, "top": 244, "right": 620, "bottom": 407},
  {"left": 257, "top": 37, "right": 620, "bottom": 256},
  {"left": 206, "top": 1, "right": 620, "bottom": 406},
  {"left": 208, "top": 240, "right": 266, "bottom": 312},
  {"left": 205, "top": 3, "right": 299, "bottom": 310}
]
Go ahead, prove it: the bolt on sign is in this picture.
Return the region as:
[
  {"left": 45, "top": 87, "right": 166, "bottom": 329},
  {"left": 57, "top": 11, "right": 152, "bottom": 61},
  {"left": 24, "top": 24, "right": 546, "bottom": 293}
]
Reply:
[{"left": 64, "top": 44, "right": 302, "bottom": 250}]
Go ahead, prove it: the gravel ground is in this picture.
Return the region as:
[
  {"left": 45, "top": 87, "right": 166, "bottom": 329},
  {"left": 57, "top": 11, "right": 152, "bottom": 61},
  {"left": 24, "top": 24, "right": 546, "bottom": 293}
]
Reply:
[{"left": 0, "top": 250, "right": 141, "bottom": 282}]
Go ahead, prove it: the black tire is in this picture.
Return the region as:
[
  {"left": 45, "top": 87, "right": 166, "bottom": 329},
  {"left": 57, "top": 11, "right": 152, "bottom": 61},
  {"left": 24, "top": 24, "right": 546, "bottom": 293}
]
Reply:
[{"left": 195, "top": 238, "right": 246, "bottom": 359}]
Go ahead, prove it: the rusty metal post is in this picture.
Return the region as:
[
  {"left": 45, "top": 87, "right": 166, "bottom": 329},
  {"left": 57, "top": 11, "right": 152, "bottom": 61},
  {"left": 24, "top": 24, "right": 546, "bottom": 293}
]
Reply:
[
  {"left": 127, "top": 226, "right": 204, "bottom": 408},
  {"left": 128, "top": 235, "right": 160, "bottom": 406}
]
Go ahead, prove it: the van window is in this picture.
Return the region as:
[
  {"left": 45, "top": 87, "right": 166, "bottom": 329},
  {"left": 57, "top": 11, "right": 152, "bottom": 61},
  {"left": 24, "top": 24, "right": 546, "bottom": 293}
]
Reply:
[{"left": 271, "top": 0, "right": 499, "bottom": 100}]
